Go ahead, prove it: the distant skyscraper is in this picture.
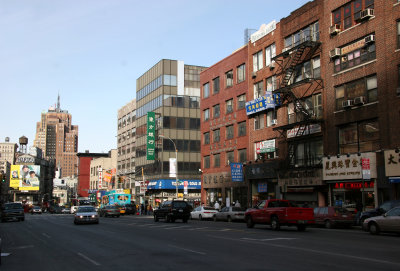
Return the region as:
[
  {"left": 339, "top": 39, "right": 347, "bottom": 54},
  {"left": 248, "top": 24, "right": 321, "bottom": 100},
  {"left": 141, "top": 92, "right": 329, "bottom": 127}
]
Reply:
[{"left": 33, "top": 95, "right": 78, "bottom": 178}]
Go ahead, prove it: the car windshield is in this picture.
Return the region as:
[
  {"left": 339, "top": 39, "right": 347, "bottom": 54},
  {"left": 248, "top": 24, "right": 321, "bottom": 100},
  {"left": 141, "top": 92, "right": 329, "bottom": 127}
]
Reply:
[
  {"left": 203, "top": 207, "right": 215, "bottom": 210},
  {"left": 107, "top": 206, "right": 117, "bottom": 209},
  {"left": 78, "top": 207, "right": 95, "bottom": 212},
  {"left": 173, "top": 202, "right": 187, "bottom": 208},
  {"left": 5, "top": 203, "right": 23, "bottom": 210},
  {"left": 34, "top": 206, "right": 40, "bottom": 209}
]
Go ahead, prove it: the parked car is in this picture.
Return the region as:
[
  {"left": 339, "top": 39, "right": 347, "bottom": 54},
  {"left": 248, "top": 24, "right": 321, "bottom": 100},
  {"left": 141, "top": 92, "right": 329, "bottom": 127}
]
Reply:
[
  {"left": 363, "top": 206, "right": 400, "bottom": 235},
  {"left": 245, "top": 199, "right": 315, "bottom": 231},
  {"left": 49, "top": 206, "right": 62, "bottom": 214},
  {"left": 1, "top": 202, "right": 25, "bottom": 222},
  {"left": 190, "top": 206, "right": 218, "bottom": 220},
  {"left": 31, "top": 206, "right": 42, "bottom": 215},
  {"left": 213, "top": 206, "right": 246, "bottom": 222},
  {"left": 313, "top": 207, "right": 354, "bottom": 228},
  {"left": 74, "top": 206, "right": 99, "bottom": 225},
  {"left": 153, "top": 200, "right": 191, "bottom": 223},
  {"left": 99, "top": 205, "right": 120, "bottom": 217},
  {"left": 358, "top": 200, "right": 400, "bottom": 225},
  {"left": 61, "top": 207, "right": 71, "bottom": 214},
  {"left": 117, "top": 205, "right": 126, "bottom": 215}
]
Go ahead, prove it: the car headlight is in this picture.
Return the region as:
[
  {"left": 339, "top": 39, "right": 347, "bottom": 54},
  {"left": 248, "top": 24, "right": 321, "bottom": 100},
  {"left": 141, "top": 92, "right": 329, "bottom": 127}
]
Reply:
[
  {"left": 79, "top": 215, "right": 83, "bottom": 218},
  {"left": 92, "top": 215, "right": 97, "bottom": 218}
]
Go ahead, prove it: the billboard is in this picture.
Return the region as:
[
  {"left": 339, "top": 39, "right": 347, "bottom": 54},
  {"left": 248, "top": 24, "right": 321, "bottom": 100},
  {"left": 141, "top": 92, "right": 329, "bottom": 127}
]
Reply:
[{"left": 10, "top": 165, "right": 41, "bottom": 191}]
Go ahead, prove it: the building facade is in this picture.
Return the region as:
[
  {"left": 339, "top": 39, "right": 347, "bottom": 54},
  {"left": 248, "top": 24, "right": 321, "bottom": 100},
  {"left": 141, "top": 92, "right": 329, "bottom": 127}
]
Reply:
[
  {"left": 134, "top": 59, "right": 206, "bottom": 206},
  {"left": 200, "top": 45, "right": 250, "bottom": 208},
  {"left": 33, "top": 95, "right": 78, "bottom": 178},
  {"left": 117, "top": 99, "right": 136, "bottom": 194},
  {"left": 89, "top": 149, "right": 117, "bottom": 191}
]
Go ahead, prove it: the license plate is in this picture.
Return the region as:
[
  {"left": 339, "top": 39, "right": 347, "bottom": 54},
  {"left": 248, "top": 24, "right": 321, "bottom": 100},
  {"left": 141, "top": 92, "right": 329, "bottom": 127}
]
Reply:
[{"left": 179, "top": 209, "right": 183, "bottom": 213}]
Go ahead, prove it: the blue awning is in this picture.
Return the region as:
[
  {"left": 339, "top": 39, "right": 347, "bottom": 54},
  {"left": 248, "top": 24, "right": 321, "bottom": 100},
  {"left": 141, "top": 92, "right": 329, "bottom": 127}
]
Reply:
[
  {"left": 389, "top": 177, "right": 400, "bottom": 184},
  {"left": 147, "top": 179, "right": 201, "bottom": 190}
]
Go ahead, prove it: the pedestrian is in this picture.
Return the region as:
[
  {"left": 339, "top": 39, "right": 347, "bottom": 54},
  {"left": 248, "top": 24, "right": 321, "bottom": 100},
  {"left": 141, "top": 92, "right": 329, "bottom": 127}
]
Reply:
[
  {"left": 234, "top": 200, "right": 241, "bottom": 208},
  {"left": 140, "top": 204, "right": 144, "bottom": 215},
  {"left": 214, "top": 201, "right": 220, "bottom": 210}
]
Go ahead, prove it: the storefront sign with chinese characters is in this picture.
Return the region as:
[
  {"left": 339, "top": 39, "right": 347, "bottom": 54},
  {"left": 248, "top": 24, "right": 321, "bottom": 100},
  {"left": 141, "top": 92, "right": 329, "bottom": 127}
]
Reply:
[
  {"left": 384, "top": 150, "right": 400, "bottom": 177},
  {"left": 334, "top": 181, "right": 374, "bottom": 190},
  {"left": 322, "top": 153, "right": 377, "bottom": 180},
  {"left": 256, "top": 139, "right": 276, "bottom": 154}
]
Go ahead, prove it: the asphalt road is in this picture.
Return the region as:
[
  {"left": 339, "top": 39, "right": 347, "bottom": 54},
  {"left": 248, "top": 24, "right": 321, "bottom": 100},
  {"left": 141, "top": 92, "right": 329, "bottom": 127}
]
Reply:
[{"left": 1, "top": 213, "right": 399, "bottom": 271}]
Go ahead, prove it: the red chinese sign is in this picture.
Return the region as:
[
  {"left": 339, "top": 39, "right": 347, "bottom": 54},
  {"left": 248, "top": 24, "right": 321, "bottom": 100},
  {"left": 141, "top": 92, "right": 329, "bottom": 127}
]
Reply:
[{"left": 334, "top": 181, "right": 374, "bottom": 190}]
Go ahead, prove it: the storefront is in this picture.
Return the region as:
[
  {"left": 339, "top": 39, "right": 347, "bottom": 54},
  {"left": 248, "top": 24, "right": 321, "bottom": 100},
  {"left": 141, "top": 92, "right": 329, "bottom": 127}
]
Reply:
[
  {"left": 245, "top": 161, "right": 279, "bottom": 207},
  {"left": 323, "top": 152, "right": 378, "bottom": 211},
  {"left": 384, "top": 149, "right": 400, "bottom": 200},
  {"left": 278, "top": 168, "right": 325, "bottom": 208}
]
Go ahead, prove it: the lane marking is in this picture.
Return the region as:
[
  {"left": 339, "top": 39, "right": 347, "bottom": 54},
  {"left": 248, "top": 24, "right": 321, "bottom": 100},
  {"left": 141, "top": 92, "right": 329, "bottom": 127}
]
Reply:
[
  {"left": 241, "top": 237, "right": 297, "bottom": 241},
  {"left": 219, "top": 229, "right": 232, "bottom": 232},
  {"left": 77, "top": 252, "right": 101, "bottom": 266},
  {"left": 10, "top": 245, "right": 34, "bottom": 250},
  {"left": 168, "top": 245, "right": 206, "bottom": 255},
  {"left": 42, "top": 233, "right": 51, "bottom": 238},
  {"left": 148, "top": 225, "right": 172, "bottom": 228},
  {"left": 187, "top": 227, "right": 209, "bottom": 231},
  {"left": 164, "top": 226, "right": 190, "bottom": 230},
  {"left": 1, "top": 253, "right": 11, "bottom": 257},
  {"left": 209, "top": 235, "right": 400, "bottom": 267}
]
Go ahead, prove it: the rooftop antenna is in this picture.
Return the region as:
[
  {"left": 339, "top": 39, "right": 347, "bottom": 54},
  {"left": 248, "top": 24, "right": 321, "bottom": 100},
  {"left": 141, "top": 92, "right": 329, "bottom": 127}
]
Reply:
[{"left": 57, "top": 91, "right": 61, "bottom": 111}]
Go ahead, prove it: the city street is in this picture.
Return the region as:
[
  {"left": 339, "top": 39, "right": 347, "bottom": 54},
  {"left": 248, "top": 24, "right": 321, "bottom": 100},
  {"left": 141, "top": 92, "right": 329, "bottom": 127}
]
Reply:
[{"left": 1, "top": 213, "right": 399, "bottom": 271}]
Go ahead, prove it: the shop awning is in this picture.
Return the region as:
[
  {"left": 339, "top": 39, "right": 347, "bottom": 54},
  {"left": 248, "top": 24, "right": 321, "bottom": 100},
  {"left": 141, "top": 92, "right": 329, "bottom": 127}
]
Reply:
[
  {"left": 147, "top": 179, "right": 201, "bottom": 190},
  {"left": 389, "top": 177, "right": 400, "bottom": 184}
]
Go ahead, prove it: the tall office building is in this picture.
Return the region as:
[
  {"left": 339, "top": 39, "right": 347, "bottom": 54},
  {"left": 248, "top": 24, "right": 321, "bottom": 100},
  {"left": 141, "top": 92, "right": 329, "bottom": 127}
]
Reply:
[
  {"left": 33, "top": 95, "right": 78, "bottom": 178},
  {"left": 135, "top": 59, "right": 206, "bottom": 206}
]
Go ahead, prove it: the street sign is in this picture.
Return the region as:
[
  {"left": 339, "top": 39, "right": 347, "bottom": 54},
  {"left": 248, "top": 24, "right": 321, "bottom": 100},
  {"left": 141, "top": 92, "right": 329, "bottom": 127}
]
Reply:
[
  {"left": 361, "top": 158, "right": 371, "bottom": 180},
  {"left": 184, "top": 181, "right": 188, "bottom": 195}
]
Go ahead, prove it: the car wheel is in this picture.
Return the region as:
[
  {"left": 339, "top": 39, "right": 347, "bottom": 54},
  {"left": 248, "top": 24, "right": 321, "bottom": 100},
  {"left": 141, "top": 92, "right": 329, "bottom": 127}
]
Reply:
[
  {"left": 154, "top": 215, "right": 159, "bottom": 222},
  {"left": 369, "top": 222, "right": 380, "bottom": 235},
  {"left": 199, "top": 214, "right": 202, "bottom": 221},
  {"left": 297, "top": 225, "right": 306, "bottom": 231},
  {"left": 325, "top": 220, "right": 333, "bottom": 229},
  {"left": 183, "top": 218, "right": 188, "bottom": 223},
  {"left": 271, "top": 217, "right": 280, "bottom": 231},
  {"left": 246, "top": 216, "right": 254, "bottom": 228},
  {"left": 117, "top": 215, "right": 120, "bottom": 218},
  {"left": 74, "top": 221, "right": 78, "bottom": 225},
  {"left": 227, "top": 216, "right": 232, "bottom": 223},
  {"left": 190, "top": 214, "right": 193, "bottom": 220},
  {"left": 21, "top": 217, "right": 25, "bottom": 222},
  {"left": 166, "top": 214, "right": 171, "bottom": 223},
  {"left": 213, "top": 215, "right": 217, "bottom": 222}
]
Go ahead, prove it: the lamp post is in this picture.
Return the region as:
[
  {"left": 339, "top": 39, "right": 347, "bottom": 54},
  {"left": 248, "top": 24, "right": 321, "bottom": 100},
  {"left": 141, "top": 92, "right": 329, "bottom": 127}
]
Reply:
[{"left": 159, "top": 134, "right": 178, "bottom": 199}]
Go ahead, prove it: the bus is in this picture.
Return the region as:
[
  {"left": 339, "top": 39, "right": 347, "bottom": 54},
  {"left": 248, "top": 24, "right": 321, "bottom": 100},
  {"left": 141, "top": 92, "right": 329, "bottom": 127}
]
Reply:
[{"left": 101, "top": 193, "right": 131, "bottom": 207}]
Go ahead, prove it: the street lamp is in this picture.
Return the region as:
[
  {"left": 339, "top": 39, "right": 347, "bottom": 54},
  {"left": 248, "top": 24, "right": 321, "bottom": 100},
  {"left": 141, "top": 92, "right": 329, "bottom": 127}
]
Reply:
[{"left": 159, "top": 134, "right": 178, "bottom": 199}]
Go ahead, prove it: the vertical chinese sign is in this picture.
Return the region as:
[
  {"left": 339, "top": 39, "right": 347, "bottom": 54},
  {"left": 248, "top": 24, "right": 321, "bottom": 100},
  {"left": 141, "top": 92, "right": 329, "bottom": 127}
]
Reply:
[
  {"left": 230, "top": 163, "right": 244, "bottom": 182},
  {"left": 147, "top": 112, "right": 155, "bottom": 160}
]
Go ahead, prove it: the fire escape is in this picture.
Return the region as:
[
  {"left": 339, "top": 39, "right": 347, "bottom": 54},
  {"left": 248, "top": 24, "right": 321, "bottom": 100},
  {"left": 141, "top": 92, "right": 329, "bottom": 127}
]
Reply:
[{"left": 271, "top": 32, "right": 324, "bottom": 168}]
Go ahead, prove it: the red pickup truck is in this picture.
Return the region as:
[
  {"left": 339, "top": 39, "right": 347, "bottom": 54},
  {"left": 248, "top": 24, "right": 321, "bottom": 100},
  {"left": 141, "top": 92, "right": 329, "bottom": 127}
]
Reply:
[{"left": 245, "top": 199, "right": 315, "bottom": 231}]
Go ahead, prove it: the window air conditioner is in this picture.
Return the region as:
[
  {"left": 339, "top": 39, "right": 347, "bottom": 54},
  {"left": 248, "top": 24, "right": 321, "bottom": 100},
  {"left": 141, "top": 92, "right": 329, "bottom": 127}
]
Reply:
[
  {"left": 252, "top": 72, "right": 257, "bottom": 78},
  {"left": 269, "top": 61, "right": 276, "bottom": 70},
  {"left": 364, "top": 34, "right": 375, "bottom": 44},
  {"left": 353, "top": 96, "right": 366, "bottom": 105},
  {"left": 329, "top": 24, "right": 341, "bottom": 35},
  {"left": 360, "top": 9, "right": 374, "bottom": 20},
  {"left": 271, "top": 119, "right": 277, "bottom": 126},
  {"left": 329, "top": 48, "right": 341, "bottom": 59},
  {"left": 342, "top": 100, "right": 354, "bottom": 108}
]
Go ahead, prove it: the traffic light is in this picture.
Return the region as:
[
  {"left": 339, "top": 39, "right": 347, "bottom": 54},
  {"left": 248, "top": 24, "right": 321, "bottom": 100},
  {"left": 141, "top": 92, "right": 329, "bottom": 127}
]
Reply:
[{"left": 0, "top": 170, "right": 5, "bottom": 183}]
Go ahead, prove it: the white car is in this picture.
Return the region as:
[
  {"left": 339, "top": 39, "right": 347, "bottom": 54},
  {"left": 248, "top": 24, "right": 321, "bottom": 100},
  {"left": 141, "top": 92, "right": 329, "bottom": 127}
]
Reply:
[
  {"left": 62, "top": 207, "right": 71, "bottom": 214},
  {"left": 190, "top": 206, "right": 218, "bottom": 220},
  {"left": 74, "top": 206, "right": 99, "bottom": 225}
]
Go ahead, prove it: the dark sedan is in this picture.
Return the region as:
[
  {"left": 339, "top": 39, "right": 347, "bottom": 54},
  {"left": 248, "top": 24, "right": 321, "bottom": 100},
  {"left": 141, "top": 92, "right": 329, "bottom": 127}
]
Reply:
[{"left": 99, "top": 205, "right": 120, "bottom": 218}]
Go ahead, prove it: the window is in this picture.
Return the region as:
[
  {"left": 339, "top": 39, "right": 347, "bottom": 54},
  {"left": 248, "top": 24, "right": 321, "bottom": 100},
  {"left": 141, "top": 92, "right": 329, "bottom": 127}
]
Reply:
[
  {"left": 266, "top": 76, "right": 277, "bottom": 92},
  {"left": 292, "top": 56, "right": 320, "bottom": 83},
  {"left": 254, "top": 114, "right": 265, "bottom": 130},
  {"left": 238, "top": 121, "right": 246, "bottom": 137},
  {"left": 237, "top": 94, "right": 246, "bottom": 110},
  {"left": 266, "top": 110, "right": 277, "bottom": 127},
  {"left": 288, "top": 94, "right": 322, "bottom": 123},
  {"left": 213, "top": 77, "right": 220, "bottom": 94},
  {"left": 213, "top": 129, "right": 220, "bottom": 143},
  {"left": 204, "top": 156, "right": 210, "bottom": 168},
  {"left": 253, "top": 50, "right": 263, "bottom": 72},
  {"left": 238, "top": 149, "right": 247, "bottom": 163},
  {"left": 204, "top": 132, "right": 210, "bottom": 145},
  {"left": 203, "top": 83, "right": 210, "bottom": 98},
  {"left": 254, "top": 81, "right": 264, "bottom": 99},
  {"left": 213, "top": 153, "right": 220, "bottom": 168},
  {"left": 237, "top": 63, "right": 246, "bottom": 83},
  {"left": 397, "top": 21, "right": 400, "bottom": 49},
  {"left": 203, "top": 108, "right": 210, "bottom": 121},
  {"left": 226, "top": 70, "right": 233, "bottom": 88},
  {"left": 213, "top": 104, "right": 220, "bottom": 118},
  {"left": 226, "top": 125, "right": 234, "bottom": 140},
  {"left": 226, "top": 151, "right": 234, "bottom": 165},
  {"left": 332, "top": 1, "right": 374, "bottom": 31},
  {"left": 335, "top": 75, "right": 377, "bottom": 110},
  {"left": 284, "top": 21, "right": 319, "bottom": 49},
  {"left": 265, "top": 43, "right": 276, "bottom": 67},
  {"left": 334, "top": 38, "right": 376, "bottom": 73},
  {"left": 339, "top": 120, "right": 379, "bottom": 153},
  {"left": 290, "top": 139, "right": 323, "bottom": 167},
  {"left": 226, "top": 99, "right": 233, "bottom": 114}
]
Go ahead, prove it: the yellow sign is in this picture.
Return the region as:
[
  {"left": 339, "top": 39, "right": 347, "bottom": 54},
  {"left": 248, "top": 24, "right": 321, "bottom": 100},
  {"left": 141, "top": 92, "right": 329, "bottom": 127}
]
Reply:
[
  {"left": 341, "top": 39, "right": 365, "bottom": 55},
  {"left": 10, "top": 165, "right": 41, "bottom": 191}
]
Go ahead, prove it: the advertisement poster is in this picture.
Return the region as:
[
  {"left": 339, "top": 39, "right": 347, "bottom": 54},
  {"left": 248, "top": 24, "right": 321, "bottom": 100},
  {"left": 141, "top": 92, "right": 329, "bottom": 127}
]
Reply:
[{"left": 10, "top": 165, "right": 41, "bottom": 191}]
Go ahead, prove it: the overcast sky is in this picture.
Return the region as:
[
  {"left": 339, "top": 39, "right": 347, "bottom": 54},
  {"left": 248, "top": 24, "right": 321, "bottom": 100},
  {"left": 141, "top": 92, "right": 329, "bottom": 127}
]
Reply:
[{"left": 0, "top": 0, "right": 309, "bottom": 153}]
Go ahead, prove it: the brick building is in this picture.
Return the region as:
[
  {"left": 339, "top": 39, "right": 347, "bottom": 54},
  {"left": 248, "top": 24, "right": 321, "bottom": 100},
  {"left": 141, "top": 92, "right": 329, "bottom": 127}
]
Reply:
[
  {"left": 201, "top": 0, "right": 400, "bottom": 209},
  {"left": 200, "top": 45, "right": 249, "bottom": 207}
]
